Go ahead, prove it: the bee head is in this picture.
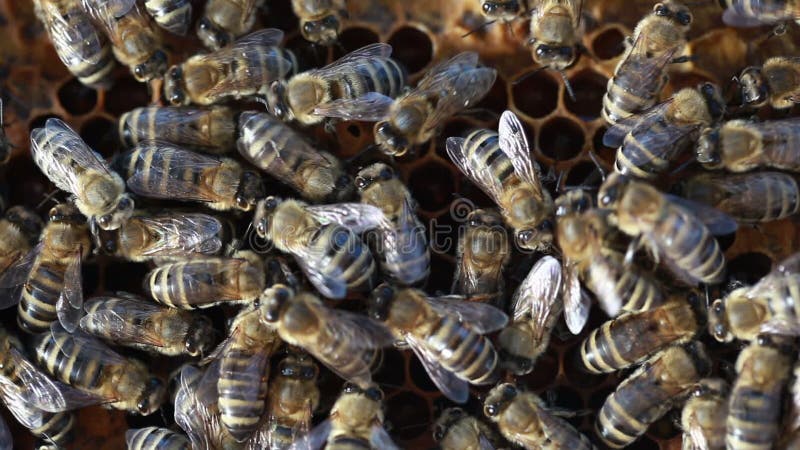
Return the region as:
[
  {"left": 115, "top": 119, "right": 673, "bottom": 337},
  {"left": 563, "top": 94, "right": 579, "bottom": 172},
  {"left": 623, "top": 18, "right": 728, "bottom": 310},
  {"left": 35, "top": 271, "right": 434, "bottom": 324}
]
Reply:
[
  {"left": 197, "top": 17, "right": 231, "bottom": 50},
  {"left": 481, "top": 1, "right": 520, "bottom": 19},
  {"left": 695, "top": 126, "right": 722, "bottom": 168},
  {"left": 278, "top": 355, "right": 318, "bottom": 380},
  {"left": 96, "top": 195, "right": 134, "bottom": 231},
  {"left": 185, "top": 315, "right": 216, "bottom": 357},
  {"left": 260, "top": 284, "right": 293, "bottom": 323},
  {"left": 355, "top": 163, "right": 395, "bottom": 191},
  {"left": 49, "top": 203, "right": 84, "bottom": 224},
  {"left": 342, "top": 382, "right": 384, "bottom": 402},
  {"left": 554, "top": 190, "right": 592, "bottom": 218},
  {"left": 301, "top": 14, "right": 342, "bottom": 46},
  {"left": 497, "top": 331, "right": 535, "bottom": 375},
  {"left": 533, "top": 45, "right": 577, "bottom": 71},
  {"left": 699, "top": 82, "right": 726, "bottom": 121},
  {"left": 254, "top": 196, "right": 282, "bottom": 239},
  {"left": 483, "top": 383, "right": 518, "bottom": 419},
  {"left": 738, "top": 66, "right": 768, "bottom": 107},
  {"left": 708, "top": 298, "right": 734, "bottom": 343},
  {"left": 266, "top": 81, "right": 289, "bottom": 121},
  {"left": 433, "top": 408, "right": 466, "bottom": 442},
  {"left": 5, "top": 206, "right": 43, "bottom": 243},
  {"left": 653, "top": 1, "right": 692, "bottom": 28},
  {"left": 235, "top": 171, "right": 265, "bottom": 211},
  {"left": 164, "top": 65, "right": 187, "bottom": 106},
  {"left": 133, "top": 50, "right": 168, "bottom": 82},
  {"left": 597, "top": 172, "right": 629, "bottom": 210},
  {"left": 368, "top": 283, "right": 396, "bottom": 321},
  {"left": 136, "top": 376, "right": 165, "bottom": 415}
]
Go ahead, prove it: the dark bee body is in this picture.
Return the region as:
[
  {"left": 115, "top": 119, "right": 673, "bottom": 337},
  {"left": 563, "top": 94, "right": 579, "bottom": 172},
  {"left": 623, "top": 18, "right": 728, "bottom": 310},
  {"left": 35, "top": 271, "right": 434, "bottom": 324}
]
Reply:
[
  {"left": 580, "top": 297, "right": 701, "bottom": 374},
  {"left": 596, "top": 341, "right": 711, "bottom": 448},
  {"left": 119, "top": 106, "right": 236, "bottom": 154},
  {"left": 528, "top": 0, "right": 584, "bottom": 77},
  {"left": 197, "top": 0, "right": 265, "bottom": 49},
  {"left": 126, "top": 427, "right": 190, "bottom": 450},
  {"left": 314, "top": 384, "right": 396, "bottom": 450},
  {"left": 739, "top": 57, "right": 800, "bottom": 110},
  {"left": 719, "top": 0, "right": 800, "bottom": 27},
  {"left": 451, "top": 209, "right": 509, "bottom": 305},
  {"left": 144, "top": 0, "right": 192, "bottom": 35},
  {"left": 0, "top": 206, "right": 43, "bottom": 277},
  {"left": 265, "top": 352, "right": 320, "bottom": 450},
  {"left": 696, "top": 118, "right": 800, "bottom": 172},
  {"left": 0, "top": 100, "right": 9, "bottom": 164},
  {"left": 434, "top": 407, "right": 502, "bottom": 450},
  {"left": 676, "top": 171, "right": 799, "bottom": 223}
]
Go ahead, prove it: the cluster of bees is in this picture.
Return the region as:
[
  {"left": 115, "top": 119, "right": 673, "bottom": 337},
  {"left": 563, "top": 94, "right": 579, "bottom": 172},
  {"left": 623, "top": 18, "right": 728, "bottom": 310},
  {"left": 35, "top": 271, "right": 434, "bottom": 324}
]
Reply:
[{"left": 0, "top": 0, "right": 799, "bottom": 449}]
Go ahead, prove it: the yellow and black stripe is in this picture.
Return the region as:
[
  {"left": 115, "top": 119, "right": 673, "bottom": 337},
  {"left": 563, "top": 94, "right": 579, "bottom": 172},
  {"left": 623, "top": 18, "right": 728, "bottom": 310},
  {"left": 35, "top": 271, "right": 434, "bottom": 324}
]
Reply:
[
  {"left": 310, "top": 224, "right": 377, "bottom": 294},
  {"left": 218, "top": 348, "right": 270, "bottom": 441},
  {"left": 119, "top": 106, "right": 236, "bottom": 152},
  {"left": 126, "top": 426, "right": 190, "bottom": 450},
  {"left": 329, "top": 56, "right": 406, "bottom": 102},
  {"left": 426, "top": 315, "right": 499, "bottom": 385},
  {"left": 144, "top": 0, "right": 192, "bottom": 35},
  {"left": 17, "top": 261, "right": 65, "bottom": 334},
  {"left": 655, "top": 202, "right": 726, "bottom": 284}
]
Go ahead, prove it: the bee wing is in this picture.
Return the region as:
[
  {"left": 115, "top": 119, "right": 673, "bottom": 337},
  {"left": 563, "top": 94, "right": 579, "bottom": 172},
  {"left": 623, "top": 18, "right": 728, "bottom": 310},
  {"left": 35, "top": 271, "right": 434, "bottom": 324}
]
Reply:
[
  {"left": 370, "top": 425, "right": 400, "bottom": 450},
  {"left": 381, "top": 198, "right": 429, "bottom": 277},
  {"left": 682, "top": 411, "right": 710, "bottom": 450},
  {"left": 405, "top": 334, "right": 469, "bottom": 403},
  {"left": 292, "top": 249, "right": 348, "bottom": 300},
  {"left": 426, "top": 296, "right": 508, "bottom": 334},
  {"left": 204, "top": 46, "right": 292, "bottom": 97},
  {"left": 175, "top": 365, "right": 224, "bottom": 450},
  {"left": 421, "top": 67, "right": 497, "bottom": 133},
  {"left": 125, "top": 143, "right": 224, "bottom": 202},
  {"left": 230, "top": 28, "right": 285, "bottom": 48},
  {"left": 31, "top": 118, "right": 112, "bottom": 196},
  {"left": 136, "top": 214, "right": 223, "bottom": 257},
  {"left": 665, "top": 195, "right": 739, "bottom": 236},
  {"left": 319, "top": 43, "right": 393, "bottom": 71},
  {"left": 479, "top": 435, "right": 496, "bottom": 450},
  {"left": 306, "top": 203, "right": 387, "bottom": 233},
  {"left": 79, "top": 296, "right": 167, "bottom": 348},
  {"left": 56, "top": 250, "right": 83, "bottom": 332},
  {"left": 49, "top": 322, "right": 128, "bottom": 366},
  {"left": 82, "top": 0, "right": 136, "bottom": 18},
  {"left": 312, "top": 92, "right": 395, "bottom": 122},
  {"left": 563, "top": 261, "right": 590, "bottom": 334},
  {"left": 0, "top": 381, "right": 47, "bottom": 432},
  {"left": 721, "top": 7, "right": 776, "bottom": 27},
  {"left": 446, "top": 137, "right": 504, "bottom": 203},
  {"left": 289, "top": 419, "right": 331, "bottom": 450},
  {"left": 37, "top": 0, "right": 107, "bottom": 66},
  {"left": 417, "top": 52, "right": 480, "bottom": 89},
  {"left": 0, "top": 244, "right": 39, "bottom": 308},
  {"left": 759, "top": 317, "right": 800, "bottom": 336},
  {"left": 498, "top": 110, "right": 541, "bottom": 188},
  {"left": 511, "top": 256, "right": 562, "bottom": 327},
  {"left": 586, "top": 256, "right": 622, "bottom": 317},
  {"left": 602, "top": 98, "right": 673, "bottom": 148}
]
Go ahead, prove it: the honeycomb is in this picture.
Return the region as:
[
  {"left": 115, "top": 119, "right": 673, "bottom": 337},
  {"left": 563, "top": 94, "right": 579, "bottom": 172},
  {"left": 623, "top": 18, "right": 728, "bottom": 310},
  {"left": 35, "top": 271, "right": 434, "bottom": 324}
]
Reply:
[{"left": 1, "top": 0, "right": 799, "bottom": 449}]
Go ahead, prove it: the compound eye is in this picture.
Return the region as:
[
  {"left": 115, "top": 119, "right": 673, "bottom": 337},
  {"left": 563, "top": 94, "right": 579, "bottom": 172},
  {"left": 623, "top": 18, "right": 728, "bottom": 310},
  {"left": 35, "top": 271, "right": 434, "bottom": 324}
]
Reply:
[
  {"left": 265, "top": 197, "right": 277, "bottom": 210},
  {"left": 484, "top": 405, "right": 498, "bottom": 417},
  {"left": 535, "top": 45, "right": 550, "bottom": 57},
  {"left": 365, "top": 387, "right": 383, "bottom": 401},
  {"left": 379, "top": 167, "right": 393, "bottom": 179},
  {"left": 654, "top": 3, "right": 669, "bottom": 15},
  {"left": 502, "top": 384, "right": 517, "bottom": 398},
  {"left": 303, "top": 21, "right": 316, "bottom": 33},
  {"left": 355, "top": 176, "right": 370, "bottom": 189},
  {"left": 677, "top": 11, "right": 692, "bottom": 25},
  {"left": 98, "top": 215, "right": 111, "bottom": 228},
  {"left": 517, "top": 230, "right": 533, "bottom": 243}
]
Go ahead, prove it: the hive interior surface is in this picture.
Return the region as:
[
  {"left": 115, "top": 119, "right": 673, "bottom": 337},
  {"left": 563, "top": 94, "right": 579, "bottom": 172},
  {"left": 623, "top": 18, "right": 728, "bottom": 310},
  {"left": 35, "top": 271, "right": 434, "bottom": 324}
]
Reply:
[{"left": 1, "top": 0, "right": 799, "bottom": 449}]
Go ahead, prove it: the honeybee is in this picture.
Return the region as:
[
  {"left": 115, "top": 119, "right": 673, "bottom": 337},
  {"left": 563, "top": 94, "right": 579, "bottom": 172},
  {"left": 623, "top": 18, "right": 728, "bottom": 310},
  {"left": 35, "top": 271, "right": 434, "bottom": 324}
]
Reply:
[
  {"left": 293, "top": 0, "right": 348, "bottom": 46},
  {"left": 719, "top": 0, "right": 800, "bottom": 27},
  {"left": 601, "top": 0, "right": 693, "bottom": 125},
  {"left": 498, "top": 255, "right": 562, "bottom": 375},
  {"left": 259, "top": 286, "right": 395, "bottom": 387},
  {"left": 0, "top": 203, "right": 89, "bottom": 334},
  {"left": 680, "top": 378, "right": 728, "bottom": 450},
  {"left": 781, "top": 362, "right": 800, "bottom": 449},
  {"left": 580, "top": 295, "right": 702, "bottom": 374},
  {"left": 451, "top": 209, "right": 510, "bottom": 305},
  {"left": 144, "top": 250, "right": 265, "bottom": 309},
  {"left": 433, "top": 407, "right": 502, "bottom": 450},
  {"left": 484, "top": 383, "right": 595, "bottom": 450},
  {"left": 604, "top": 83, "right": 726, "bottom": 179},
  {"left": 447, "top": 111, "right": 554, "bottom": 251},
  {"left": 93, "top": 211, "right": 226, "bottom": 262},
  {"left": 31, "top": 118, "right": 134, "bottom": 230},
  {"left": 355, "top": 163, "right": 430, "bottom": 286},
  {"left": 253, "top": 197, "right": 383, "bottom": 299},
  {"left": 119, "top": 106, "right": 236, "bottom": 154},
  {"left": 739, "top": 57, "right": 800, "bottom": 110},
  {"left": 598, "top": 173, "right": 736, "bottom": 285},
  {"left": 144, "top": 0, "right": 192, "bottom": 35},
  {"left": 0, "top": 206, "right": 43, "bottom": 276},
  {"left": 79, "top": 292, "right": 217, "bottom": 357},
  {"left": 369, "top": 284, "right": 508, "bottom": 403},
  {"left": 596, "top": 341, "right": 711, "bottom": 448},
  {"left": 237, "top": 111, "right": 353, "bottom": 203},
  {"left": 675, "top": 171, "right": 799, "bottom": 223},
  {"left": 197, "top": 0, "right": 264, "bottom": 49},
  {"left": 298, "top": 383, "right": 398, "bottom": 450},
  {"left": 528, "top": 0, "right": 585, "bottom": 98},
  {"left": 81, "top": 0, "right": 167, "bottom": 81},
  {"left": 478, "top": 0, "right": 526, "bottom": 22},
  {"left": 33, "top": 0, "right": 116, "bottom": 88},
  {"left": 126, "top": 427, "right": 191, "bottom": 450},
  {"left": 696, "top": 118, "right": 800, "bottom": 172},
  {"left": 265, "top": 43, "right": 407, "bottom": 126},
  {"left": 116, "top": 141, "right": 265, "bottom": 212},
  {"left": 358, "top": 52, "right": 496, "bottom": 156},
  {"left": 173, "top": 364, "right": 241, "bottom": 449},
  {"left": 33, "top": 323, "right": 166, "bottom": 415},
  {"left": 165, "top": 29, "right": 297, "bottom": 106},
  {"left": 727, "top": 335, "right": 794, "bottom": 450}
]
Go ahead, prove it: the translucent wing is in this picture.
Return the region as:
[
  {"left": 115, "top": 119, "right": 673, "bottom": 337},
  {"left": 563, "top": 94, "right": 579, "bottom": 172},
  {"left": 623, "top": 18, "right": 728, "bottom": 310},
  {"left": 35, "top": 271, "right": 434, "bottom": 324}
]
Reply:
[
  {"left": 125, "top": 143, "right": 224, "bottom": 202},
  {"left": 0, "top": 381, "right": 47, "bottom": 432},
  {"left": 312, "top": 92, "right": 395, "bottom": 122},
  {"left": 289, "top": 419, "right": 331, "bottom": 450},
  {"left": 510, "top": 256, "right": 562, "bottom": 328},
  {"left": 421, "top": 67, "right": 497, "bottom": 132},
  {"left": 665, "top": 195, "right": 739, "bottom": 236},
  {"left": 306, "top": 203, "right": 387, "bottom": 233},
  {"left": 760, "top": 317, "right": 800, "bottom": 337},
  {"left": 82, "top": 0, "right": 136, "bottom": 18},
  {"left": 603, "top": 99, "right": 673, "bottom": 148},
  {"left": 586, "top": 257, "right": 622, "bottom": 317},
  {"left": 56, "top": 250, "right": 83, "bottom": 332},
  {"left": 405, "top": 334, "right": 469, "bottom": 403},
  {"left": 229, "top": 28, "right": 284, "bottom": 48},
  {"left": 175, "top": 365, "right": 224, "bottom": 450},
  {"left": 319, "top": 43, "right": 392, "bottom": 71},
  {"left": 49, "top": 322, "right": 127, "bottom": 366},
  {"left": 722, "top": 8, "right": 777, "bottom": 27},
  {"left": 381, "top": 198, "right": 429, "bottom": 282},
  {"left": 370, "top": 425, "right": 400, "bottom": 450},
  {"left": 146, "top": 257, "right": 254, "bottom": 303},
  {"left": 0, "top": 244, "right": 38, "bottom": 309},
  {"left": 499, "top": 110, "right": 541, "bottom": 187},
  {"left": 426, "top": 296, "right": 508, "bottom": 334},
  {"left": 134, "top": 214, "right": 223, "bottom": 257},
  {"left": 38, "top": 0, "right": 107, "bottom": 66},
  {"left": 563, "top": 261, "right": 590, "bottom": 334},
  {"left": 204, "top": 46, "right": 292, "bottom": 98},
  {"left": 416, "top": 52, "right": 480, "bottom": 90},
  {"left": 683, "top": 411, "right": 710, "bottom": 450},
  {"left": 292, "top": 246, "right": 348, "bottom": 299},
  {"left": 446, "top": 137, "right": 504, "bottom": 202},
  {"left": 79, "top": 295, "right": 167, "bottom": 347},
  {"left": 0, "top": 415, "right": 9, "bottom": 450}
]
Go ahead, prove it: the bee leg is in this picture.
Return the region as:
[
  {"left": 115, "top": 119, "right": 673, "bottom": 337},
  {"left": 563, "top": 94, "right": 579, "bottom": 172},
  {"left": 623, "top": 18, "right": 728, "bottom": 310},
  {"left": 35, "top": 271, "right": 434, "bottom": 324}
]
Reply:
[
  {"left": 323, "top": 118, "right": 339, "bottom": 135},
  {"left": 624, "top": 235, "right": 642, "bottom": 266},
  {"left": 670, "top": 55, "right": 694, "bottom": 64}
]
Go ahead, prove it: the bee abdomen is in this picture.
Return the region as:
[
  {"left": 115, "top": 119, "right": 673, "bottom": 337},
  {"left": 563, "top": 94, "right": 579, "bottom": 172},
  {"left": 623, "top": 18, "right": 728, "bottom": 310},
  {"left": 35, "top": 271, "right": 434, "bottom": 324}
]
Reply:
[
  {"left": 34, "top": 331, "right": 104, "bottom": 390},
  {"left": 32, "top": 411, "right": 75, "bottom": 448},
  {"left": 218, "top": 349, "right": 270, "bottom": 441},
  {"left": 319, "top": 225, "right": 377, "bottom": 292},
  {"left": 616, "top": 270, "right": 664, "bottom": 313},
  {"left": 144, "top": 0, "right": 192, "bottom": 35},
  {"left": 18, "top": 262, "right": 65, "bottom": 334},
  {"left": 429, "top": 316, "right": 499, "bottom": 385},
  {"left": 127, "top": 426, "right": 190, "bottom": 450},
  {"left": 339, "top": 57, "right": 406, "bottom": 101},
  {"left": 464, "top": 130, "right": 514, "bottom": 187},
  {"left": 726, "top": 386, "right": 783, "bottom": 450},
  {"left": 658, "top": 206, "right": 725, "bottom": 284},
  {"left": 602, "top": 70, "right": 662, "bottom": 125}
]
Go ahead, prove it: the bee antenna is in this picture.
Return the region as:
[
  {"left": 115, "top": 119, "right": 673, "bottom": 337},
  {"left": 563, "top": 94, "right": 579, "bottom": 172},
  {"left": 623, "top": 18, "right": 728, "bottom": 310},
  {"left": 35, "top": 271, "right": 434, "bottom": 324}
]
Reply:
[
  {"left": 36, "top": 189, "right": 60, "bottom": 211},
  {"left": 588, "top": 151, "right": 607, "bottom": 181},
  {"left": 255, "top": 96, "right": 271, "bottom": 111},
  {"left": 704, "top": 284, "right": 711, "bottom": 309},
  {"left": 513, "top": 66, "right": 548, "bottom": 85},
  {"left": 559, "top": 70, "right": 576, "bottom": 102},
  {"left": 462, "top": 19, "right": 498, "bottom": 38},
  {"left": 0, "top": 98, "right": 4, "bottom": 128}
]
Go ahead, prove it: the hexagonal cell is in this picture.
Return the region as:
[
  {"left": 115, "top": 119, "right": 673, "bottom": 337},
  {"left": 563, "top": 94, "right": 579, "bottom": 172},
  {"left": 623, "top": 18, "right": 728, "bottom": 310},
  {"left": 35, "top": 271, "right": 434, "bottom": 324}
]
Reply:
[
  {"left": 564, "top": 70, "right": 607, "bottom": 121},
  {"left": 512, "top": 70, "right": 559, "bottom": 119},
  {"left": 408, "top": 160, "right": 457, "bottom": 213},
  {"left": 726, "top": 252, "right": 772, "bottom": 286},
  {"left": 564, "top": 160, "right": 602, "bottom": 189},
  {"left": 665, "top": 71, "right": 715, "bottom": 95},
  {"left": 337, "top": 26, "right": 380, "bottom": 55},
  {"left": 104, "top": 76, "right": 149, "bottom": 117},
  {"left": 57, "top": 78, "right": 97, "bottom": 116},
  {"left": 386, "top": 391, "right": 431, "bottom": 441},
  {"left": 591, "top": 26, "right": 627, "bottom": 60},
  {"left": 373, "top": 348, "right": 408, "bottom": 388},
  {"left": 80, "top": 117, "right": 120, "bottom": 157},
  {"left": 517, "top": 349, "right": 559, "bottom": 391},
  {"left": 593, "top": 125, "right": 616, "bottom": 162},
  {"left": 538, "top": 117, "right": 585, "bottom": 161},
  {"left": 388, "top": 26, "right": 433, "bottom": 74}
]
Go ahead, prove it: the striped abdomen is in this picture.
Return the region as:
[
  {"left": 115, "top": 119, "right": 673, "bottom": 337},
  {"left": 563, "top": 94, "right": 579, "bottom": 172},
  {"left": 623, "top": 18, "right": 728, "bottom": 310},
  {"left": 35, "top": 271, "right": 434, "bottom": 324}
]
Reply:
[
  {"left": 588, "top": 255, "right": 665, "bottom": 313},
  {"left": 120, "top": 106, "right": 235, "bottom": 152},
  {"left": 614, "top": 117, "right": 695, "bottom": 179},
  {"left": 144, "top": 0, "right": 192, "bottom": 35},
  {"left": 425, "top": 315, "right": 498, "bottom": 385},
  {"left": 378, "top": 221, "right": 430, "bottom": 286},
  {"left": 654, "top": 203, "right": 726, "bottom": 284},
  {"left": 306, "top": 224, "right": 377, "bottom": 293},
  {"left": 602, "top": 54, "right": 667, "bottom": 125},
  {"left": 18, "top": 260, "right": 65, "bottom": 334},
  {"left": 34, "top": 330, "right": 105, "bottom": 391},
  {"left": 218, "top": 349, "right": 270, "bottom": 441},
  {"left": 330, "top": 57, "right": 406, "bottom": 101},
  {"left": 462, "top": 129, "right": 515, "bottom": 190},
  {"left": 30, "top": 410, "right": 75, "bottom": 448},
  {"left": 127, "top": 426, "right": 190, "bottom": 450},
  {"left": 744, "top": 119, "right": 800, "bottom": 171},
  {"left": 580, "top": 300, "right": 698, "bottom": 373},
  {"left": 145, "top": 259, "right": 262, "bottom": 309}
]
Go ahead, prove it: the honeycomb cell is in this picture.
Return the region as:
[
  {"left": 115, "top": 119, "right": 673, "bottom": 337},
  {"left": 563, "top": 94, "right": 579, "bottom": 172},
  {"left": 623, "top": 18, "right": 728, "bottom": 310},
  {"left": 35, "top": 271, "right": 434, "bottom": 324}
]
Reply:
[
  {"left": 408, "top": 160, "right": 456, "bottom": 213},
  {"left": 539, "top": 117, "right": 585, "bottom": 161},
  {"left": 80, "top": 116, "right": 119, "bottom": 157},
  {"left": 28, "top": 113, "right": 64, "bottom": 132},
  {"left": 386, "top": 391, "right": 431, "bottom": 441},
  {"left": 512, "top": 70, "right": 559, "bottom": 119},
  {"left": 726, "top": 251, "right": 772, "bottom": 285},
  {"left": 387, "top": 26, "right": 433, "bottom": 74},
  {"left": 665, "top": 70, "right": 715, "bottom": 95},
  {"left": 475, "top": 77, "right": 509, "bottom": 116},
  {"left": 592, "top": 26, "right": 627, "bottom": 60},
  {"left": 565, "top": 70, "right": 607, "bottom": 121},
  {"left": 57, "top": 78, "right": 97, "bottom": 116},
  {"left": 518, "top": 349, "right": 559, "bottom": 391},
  {"left": 564, "top": 160, "right": 602, "bottom": 189},
  {"left": 374, "top": 348, "right": 408, "bottom": 388},
  {"left": 409, "top": 349, "right": 439, "bottom": 393},
  {"left": 337, "top": 26, "right": 380, "bottom": 54},
  {"left": 103, "top": 76, "right": 149, "bottom": 116}
]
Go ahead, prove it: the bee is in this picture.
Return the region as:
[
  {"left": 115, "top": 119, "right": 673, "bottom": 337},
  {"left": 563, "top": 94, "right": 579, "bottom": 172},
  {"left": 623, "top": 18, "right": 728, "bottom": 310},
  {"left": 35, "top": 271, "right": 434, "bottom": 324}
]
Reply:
[
  {"left": 253, "top": 196, "right": 383, "bottom": 299},
  {"left": 433, "top": 407, "right": 502, "bottom": 450},
  {"left": 580, "top": 295, "right": 702, "bottom": 374},
  {"left": 527, "top": 0, "right": 585, "bottom": 98},
  {"left": 164, "top": 29, "right": 297, "bottom": 106},
  {"left": 361, "top": 52, "right": 496, "bottom": 156},
  {"left": 727, "top": 335, "right": 794, "bottom": 450},
  {"left": 173, "top": 364, "right": 240, "bottom": 450},
  {"left": 484, "top": 383, "right": 595, "bottom": 450},
  {"left": 368, "top": 284, "right": 508, "bottom": 403},
  {"left": 739, "top": 57, "right": 800, "bottom": 110},
  {"left": 680, "top": 378, "right": 728, "bottom": 450},
  {"left": 144, "top": 250, "right": 265, "bottom": 309},
  {"left": 93, "top": 211, "right": 226, "bottom": 262},
  {"left": 604, "top": 83, "right": 726, "bottom": 179},
  {"left": 79, "top": 292, "right": 217, "bottom": 357},
  {"left": 447, "top": 110, "right": 554, "bottom": 251},
  {"left": 498, "top": 255, "right": 563, "bottom": 375},
  {"left": 451, "top": 209, "right": 510, "bottom": 305},
  {"left": 601, "top": 0, "right": 693, "bottom": 125},
  {"left": 719, "top": 0, "right": 800, "bottom": 27},
  {"left": 781, "top": 361, "right": 800, "bottom": 449},
  {"left": 197, "top": 0, "right": 264, "bottom": 50},
  {"left": 355, "top": 163, "right": 430, "bottom": 286},
  {"left": 33, "top": 0, "right": 116, "bottom": 88},
  {"left": 300, "top": 383, "right": 398, "bottom": 450},
  {"left": 0, "top": 206, "right": 43, "bottom": 276},
  {"left": 597, "top": 172, "right": 737, "bottom": 285},
  {"left": 260, "top": 286, "right": 395, "bottom": 387},
  {"left": 596, "top": 341, "right": 712, "bottom": 448},
  {"left": 31, "top": 118, "right": 134, "bottom": 231},
  {"left": 265, "top": 43, "right": 407, "bottom": 126},
  {"left": 116, "top": 141, "right": 266, "bottom": 212},
  {"left": 293, "top": 0, "right": 348, "bottom": 46},
  {"left": 81, "top": 0, "right": 167, "bottom": 81},
  {"left": 478, "top": 0, "right": 526, "bottom": 22},
  {"left": 33, "top": 323, "right": 166, "bottom": 415},
  {"left": 144, "top": 0, "right": 192, "bottom": 35},
  {"left": 126, "top": 427, "right": 191, "bottom": 450},
  {"left": 696, "top": 117, "right": 800, "bottom": 172},
  {"left": 119, "top": 106, "right": 237, "bottom": 154},
  {"left": 237, "top": 111, "right": 353, "bottom": 202},
  {"left": 674, "top": 171, "right": 799, "bottom": 224},
  {"left": 0, "top": 203, "right": 89, "bottom": 334}
]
